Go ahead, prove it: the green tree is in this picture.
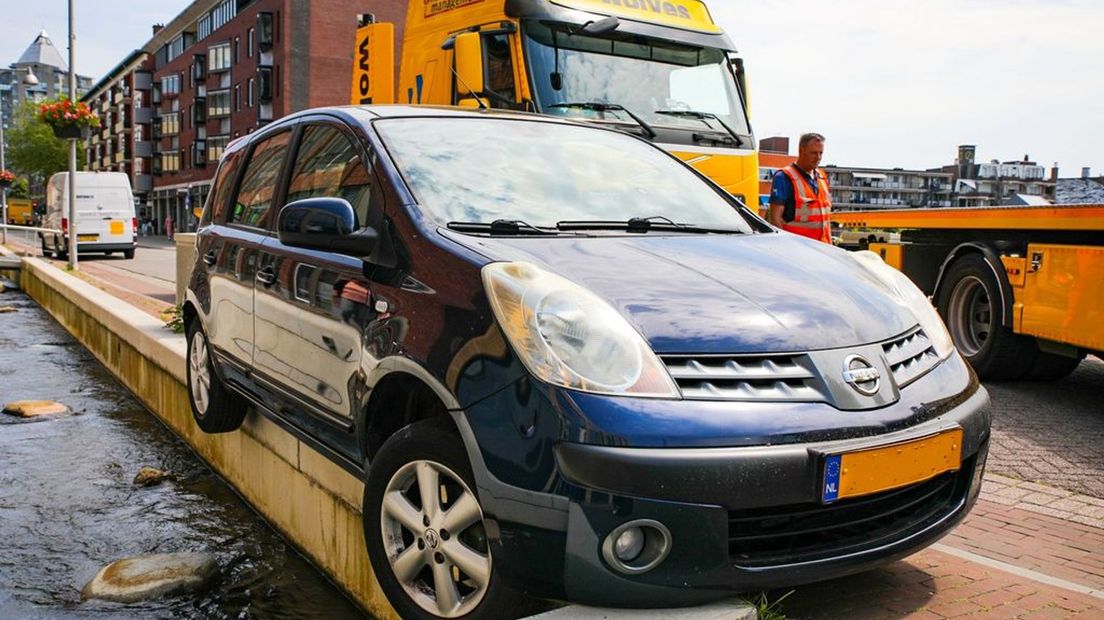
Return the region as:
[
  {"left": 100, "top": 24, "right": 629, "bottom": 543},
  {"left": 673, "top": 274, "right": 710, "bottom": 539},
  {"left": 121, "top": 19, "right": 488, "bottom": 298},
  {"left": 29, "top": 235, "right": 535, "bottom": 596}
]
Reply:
[
  {"left": 6, "top": 100, "right": 86, "bottom": 187},
  {"left": 8, "top": 176, "right": 30, "bottom": 199}
]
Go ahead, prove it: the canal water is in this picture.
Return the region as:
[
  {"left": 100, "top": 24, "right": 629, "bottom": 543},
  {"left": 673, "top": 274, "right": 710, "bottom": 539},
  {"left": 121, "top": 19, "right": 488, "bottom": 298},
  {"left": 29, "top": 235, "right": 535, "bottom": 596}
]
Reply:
[{"left": 0, "top": 282, "right": 368, "bottom": 619}]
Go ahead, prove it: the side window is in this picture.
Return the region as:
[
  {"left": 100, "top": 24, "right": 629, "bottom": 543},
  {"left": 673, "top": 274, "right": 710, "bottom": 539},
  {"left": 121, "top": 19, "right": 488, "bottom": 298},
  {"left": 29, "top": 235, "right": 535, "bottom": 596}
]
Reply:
[
  {"left": 286, "top": 125, "right": 375, "bottom": 228},
  {"left": 483, "top": 33, "right": 516, "bottom": 107},
  {"left": 205, "top": 148, "right": 243, "bottom": 224},
  {"left": 229, "top": 131, "right": 291, "bottom": 228}
]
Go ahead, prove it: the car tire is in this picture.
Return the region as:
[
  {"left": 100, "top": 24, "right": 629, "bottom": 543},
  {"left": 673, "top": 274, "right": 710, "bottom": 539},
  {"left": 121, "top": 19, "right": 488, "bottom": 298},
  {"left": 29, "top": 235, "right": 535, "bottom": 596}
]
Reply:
[
  {"left": 937, "top": 254, "right": 1037, "bottom": 380},
  {"left": 1023, "top": 351, "right": 1083, "bottom": 381},
  {"left": 123, "top": 249, "right": 135, "bottom": 259},
  {"left": 364, "top": 420, "right": 529, "bottom": 620},
  {"left": 186, "top": 320, "right": 247, "bottom": 433}
]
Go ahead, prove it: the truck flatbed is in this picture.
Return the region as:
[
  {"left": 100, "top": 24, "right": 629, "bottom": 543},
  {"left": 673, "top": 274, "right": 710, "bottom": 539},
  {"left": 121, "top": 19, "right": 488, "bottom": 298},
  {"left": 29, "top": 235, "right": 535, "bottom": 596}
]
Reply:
[{"left": 834, "top": 204, "right": 1104, "bottom": 232}]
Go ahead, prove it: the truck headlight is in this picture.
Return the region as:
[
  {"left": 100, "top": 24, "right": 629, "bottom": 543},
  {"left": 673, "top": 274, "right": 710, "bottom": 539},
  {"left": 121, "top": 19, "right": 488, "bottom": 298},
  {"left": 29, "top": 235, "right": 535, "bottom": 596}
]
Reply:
[
  {"left": 851, "top": 251, "right": 955, "bottom": 359},
  {"left": 483, "top": 262, "right": 680, "bottom": 398}
]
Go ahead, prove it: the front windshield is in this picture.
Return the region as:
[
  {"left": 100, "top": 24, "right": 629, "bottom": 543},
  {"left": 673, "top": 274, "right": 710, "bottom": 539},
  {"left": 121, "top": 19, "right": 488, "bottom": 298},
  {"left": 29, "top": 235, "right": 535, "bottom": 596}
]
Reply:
[
  {"left": 523, "top": 21, "right": 750, "bottom": 137},
  {"left": 375, "top": 117, "right": 753, "bottom": 232}
]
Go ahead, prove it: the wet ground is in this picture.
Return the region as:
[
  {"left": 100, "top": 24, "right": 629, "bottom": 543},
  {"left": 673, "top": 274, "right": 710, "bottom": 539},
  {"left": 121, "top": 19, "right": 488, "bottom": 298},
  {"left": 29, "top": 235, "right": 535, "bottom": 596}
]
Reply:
[{"left": 0, "top": 281, "right": 368, "bottom": 619}]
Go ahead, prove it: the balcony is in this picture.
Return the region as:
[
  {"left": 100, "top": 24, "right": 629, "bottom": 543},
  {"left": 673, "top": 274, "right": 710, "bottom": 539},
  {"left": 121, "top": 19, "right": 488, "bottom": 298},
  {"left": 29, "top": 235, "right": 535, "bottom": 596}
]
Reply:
[
  {"left": 91, "top": 133, "right": 101, "bottom": 146},
  {"left": 134, "top": 107, "right": 153, "bottom": 124},
  {"left": 135, "top": 141, "right": 153, "bottom": 158},
  {"left": 99, "top": 99, "right": 111, "bottom": 114},
  {"left": 114, "top": 151, "right": 130, "bottom": 164},
  {"left": 133, "top": 174, "right": 153, "bottom": 192},
  {"left": 114, "top": 121, "right": 130, "bottom": 134},
  {"left": 113, "top": 90, "right": 130, "bottom": 105}
]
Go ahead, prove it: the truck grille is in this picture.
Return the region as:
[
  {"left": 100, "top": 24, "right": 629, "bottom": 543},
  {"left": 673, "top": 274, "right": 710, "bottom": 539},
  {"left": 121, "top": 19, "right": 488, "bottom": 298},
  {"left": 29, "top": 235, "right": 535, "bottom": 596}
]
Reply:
[
  {"left": 883, "top": 328, "right": 940, "bottom": 387},
  {"left": 727, "top": 458, "right": 972, "bottom": 569},
  {"left": 661, "top": 354, "right": 827, "bottom": 402}
]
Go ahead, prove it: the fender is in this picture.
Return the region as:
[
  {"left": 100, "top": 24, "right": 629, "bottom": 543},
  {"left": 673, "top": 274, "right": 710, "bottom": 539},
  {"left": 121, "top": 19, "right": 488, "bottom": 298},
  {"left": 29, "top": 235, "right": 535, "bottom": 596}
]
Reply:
[{"left": 932, "top": 242, "right": 1014, "bottom": 328}]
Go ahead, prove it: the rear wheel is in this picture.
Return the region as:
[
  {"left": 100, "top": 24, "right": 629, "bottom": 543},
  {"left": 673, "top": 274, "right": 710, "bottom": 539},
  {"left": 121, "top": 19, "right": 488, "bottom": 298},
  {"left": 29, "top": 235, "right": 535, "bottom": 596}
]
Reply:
[
  {"left": 364, "top": 421, "right": 529, "bottom": 620},
  {"left": 186, "top": 320, "right": 247, "bottom": 433},
  {"left": 937, "top": 254, "right": 1037, "bottom": 380},
  {"left": 123, "top": 249, "right": 135, "bottom": 259}
]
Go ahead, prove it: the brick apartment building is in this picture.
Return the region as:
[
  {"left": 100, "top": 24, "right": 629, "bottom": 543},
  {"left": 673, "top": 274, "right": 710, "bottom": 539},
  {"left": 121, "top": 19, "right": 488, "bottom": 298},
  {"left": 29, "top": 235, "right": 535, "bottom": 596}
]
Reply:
[{"left": 85, "top": 0, "right": 405, "bottom": 233}]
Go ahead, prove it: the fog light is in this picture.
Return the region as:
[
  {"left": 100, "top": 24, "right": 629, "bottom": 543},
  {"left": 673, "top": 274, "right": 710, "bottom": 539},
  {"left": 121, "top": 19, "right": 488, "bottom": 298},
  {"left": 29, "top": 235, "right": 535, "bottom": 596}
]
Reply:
[
  {"left": 613, "top": 527, "right": 645, "bottom": 562},
  {"left": 601, "top": 520, "right": 672, "bottom": 575}
]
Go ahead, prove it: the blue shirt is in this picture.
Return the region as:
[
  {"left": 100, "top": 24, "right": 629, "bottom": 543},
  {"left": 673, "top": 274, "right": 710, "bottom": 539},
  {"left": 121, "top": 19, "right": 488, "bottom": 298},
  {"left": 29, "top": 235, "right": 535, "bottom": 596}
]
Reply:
[{"left": 769, "top": 165, "right": 819, "bottom": 222}]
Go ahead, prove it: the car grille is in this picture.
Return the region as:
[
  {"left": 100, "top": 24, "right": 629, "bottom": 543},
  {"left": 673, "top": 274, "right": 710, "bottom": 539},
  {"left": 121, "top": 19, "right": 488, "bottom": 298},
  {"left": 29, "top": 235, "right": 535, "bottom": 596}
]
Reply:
[
  {"left": 661, "top": 354, "right": 828, "bottom": 402},
  {"left": 726, "top": 457, "right": 973, "bottom": 569},
  {"left": 883, "top": 328, "right": 940, "bottom": 387}
]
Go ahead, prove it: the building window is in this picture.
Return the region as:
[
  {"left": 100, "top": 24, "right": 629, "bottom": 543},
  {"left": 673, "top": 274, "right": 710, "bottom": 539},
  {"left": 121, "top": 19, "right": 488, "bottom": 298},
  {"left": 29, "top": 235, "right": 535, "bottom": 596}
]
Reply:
[
  {"left": 234, "top": 84, "right": 241, "bottom": 111},
  {"left": 208, "top": 135, "right": 230, "bottom": 162},
  {"left": 161, "top": 112, "right": 181, "bottom": 136},
  {"left": 208, "top": 43, "right": 232, "bottom": 73},
  {"left": 257, "top": 12, "right": 275, "bottom": 50},
  {"left": 208, "top": 90, "right": 231, "bottom": 118},
  {"left": 162, "top": 150, "right": 181, "bottom": 173},
  {"left": 166, "top": 35, "right": 185, "bottom": 62},
  {"left": 247, "top": 78, "right": 254, "bottom": 107},
  {"left": 247, "top": 28, "right": 254, "bottom": 57},
  {"left": 161, "top": 74, "right": 181, "bottom": 98},
  {"left": 234, "top": 37, "right": 240, "bottom": 64}
]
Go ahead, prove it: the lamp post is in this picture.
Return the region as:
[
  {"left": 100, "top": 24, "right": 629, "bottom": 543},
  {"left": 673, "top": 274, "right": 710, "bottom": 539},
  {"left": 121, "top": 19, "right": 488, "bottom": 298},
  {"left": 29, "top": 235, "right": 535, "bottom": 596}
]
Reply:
[
  {"left": 0, "top": 67, "right": 40, "bottom": 246},
  {"left": 67, "top": 0, "right": 78, "bottom": 270}
]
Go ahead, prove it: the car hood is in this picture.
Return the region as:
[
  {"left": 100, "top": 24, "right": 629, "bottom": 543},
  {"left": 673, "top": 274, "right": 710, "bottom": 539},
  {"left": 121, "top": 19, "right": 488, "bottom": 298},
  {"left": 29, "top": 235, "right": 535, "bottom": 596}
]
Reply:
[{"left": 442, "top": 231, "right": 917, "bottom": 354}]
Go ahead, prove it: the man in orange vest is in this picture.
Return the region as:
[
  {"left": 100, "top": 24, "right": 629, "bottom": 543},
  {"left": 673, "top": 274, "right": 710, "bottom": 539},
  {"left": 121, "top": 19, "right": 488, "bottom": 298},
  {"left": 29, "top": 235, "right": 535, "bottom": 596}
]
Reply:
[{"left": 768, "top": 133, "right": 833, "bottom": 244}]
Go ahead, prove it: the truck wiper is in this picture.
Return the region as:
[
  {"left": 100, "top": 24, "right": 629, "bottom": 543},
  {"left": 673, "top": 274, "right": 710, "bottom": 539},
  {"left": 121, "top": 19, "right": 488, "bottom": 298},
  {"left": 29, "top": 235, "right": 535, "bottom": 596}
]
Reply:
[
  {"left": 555, "top": 217, "right": 742, "bottom": 234},
  {"left": 549, "top": 102, "right": 657, "bottom": 139},
  {"left": 447, "top": 219, "right": 559, "bottom": 236},
  {"left": 654, "top": 110, "right": 744, "bottom": 147}
]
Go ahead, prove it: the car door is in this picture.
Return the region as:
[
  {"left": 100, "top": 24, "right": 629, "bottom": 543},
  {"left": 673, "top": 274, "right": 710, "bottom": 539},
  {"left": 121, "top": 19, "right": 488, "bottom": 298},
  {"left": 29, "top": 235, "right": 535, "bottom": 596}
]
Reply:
[
  {"left": 208, "top": 129, "right": 292, "bottom": 378},
  {"left": 252, "top": 118, "right": 383, "bottom": 460}
]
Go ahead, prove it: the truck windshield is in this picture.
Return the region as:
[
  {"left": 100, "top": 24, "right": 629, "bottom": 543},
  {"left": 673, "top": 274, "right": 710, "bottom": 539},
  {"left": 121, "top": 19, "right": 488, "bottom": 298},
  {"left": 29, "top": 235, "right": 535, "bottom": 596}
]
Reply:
[
  {"left": 375, "top": 117, "right": 754, "bottom": 233},
  {"left": 523, "top": 21, "right": 750, "bottom": 139}
]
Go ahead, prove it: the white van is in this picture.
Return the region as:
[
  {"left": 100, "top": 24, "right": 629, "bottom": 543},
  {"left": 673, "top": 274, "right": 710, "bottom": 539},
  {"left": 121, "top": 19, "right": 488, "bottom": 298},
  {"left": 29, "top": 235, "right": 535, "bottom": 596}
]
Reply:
[{"left": 41, "top": 171, "right": 137, "bottom": 259}]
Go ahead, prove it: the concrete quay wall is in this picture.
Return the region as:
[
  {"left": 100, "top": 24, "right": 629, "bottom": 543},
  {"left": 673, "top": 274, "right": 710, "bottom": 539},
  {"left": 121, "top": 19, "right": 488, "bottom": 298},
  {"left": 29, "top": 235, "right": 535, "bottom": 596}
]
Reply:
[{"left": 14, "top": 256, "right": 398, "bottom": 619}]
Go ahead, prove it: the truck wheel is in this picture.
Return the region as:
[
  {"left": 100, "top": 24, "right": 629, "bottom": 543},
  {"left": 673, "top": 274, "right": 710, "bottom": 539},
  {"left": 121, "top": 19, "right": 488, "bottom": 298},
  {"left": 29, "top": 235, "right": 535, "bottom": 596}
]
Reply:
[
  {"left": 186, "top": 320, "right": 247, "bottom": 433},
  {"left": 364, "top": 420, "right": 527, "bottom": 620},
  {"left": 937, "top": 254, "right": 1037, "bottom": 380},
  {"left": 1024, "top": 351, "right": 1084, "bottom": 381},
  {"left": 123, "top": 249, "right": 135, "bottom": 259}
]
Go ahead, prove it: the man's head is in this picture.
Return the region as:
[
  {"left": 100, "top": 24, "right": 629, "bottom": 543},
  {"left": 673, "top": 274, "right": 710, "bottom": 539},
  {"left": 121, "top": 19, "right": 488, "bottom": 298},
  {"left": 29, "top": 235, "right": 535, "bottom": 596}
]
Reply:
[{"left": 796, "top": 133, "right": 826, "bottom": 172}]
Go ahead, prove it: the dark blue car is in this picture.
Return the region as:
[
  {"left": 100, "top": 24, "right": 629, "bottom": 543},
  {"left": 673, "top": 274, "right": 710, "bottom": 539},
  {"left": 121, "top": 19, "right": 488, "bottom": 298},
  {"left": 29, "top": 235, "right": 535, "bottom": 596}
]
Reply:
[{"left": 184, "top": 106, "right": 990, "bottom": 619}]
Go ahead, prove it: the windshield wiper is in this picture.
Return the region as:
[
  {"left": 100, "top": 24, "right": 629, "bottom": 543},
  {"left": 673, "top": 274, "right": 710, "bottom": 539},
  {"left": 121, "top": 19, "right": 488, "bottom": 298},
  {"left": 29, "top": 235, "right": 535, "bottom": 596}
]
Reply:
[
  {"left": 555, "top": 217, "right": 742, "bottom": 234},
  {"left": 549, "top": 102, "right": 657, "bottom": 139},
  {"left": 654, "top": 110, "right": 745, "bottom": 147},
  {"left": 447, "top": 219, "right": 559, "bottom": 236}
]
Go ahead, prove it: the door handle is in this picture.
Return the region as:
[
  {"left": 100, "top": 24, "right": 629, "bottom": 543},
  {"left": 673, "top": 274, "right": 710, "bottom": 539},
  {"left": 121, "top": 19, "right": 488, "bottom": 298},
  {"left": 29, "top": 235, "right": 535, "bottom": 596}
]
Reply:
[
  {"left": 256, "top": 266, "right": 276, "bottom": 286},
  {"left": 202, "top": 251, "right": 217, "bottom": 266}
]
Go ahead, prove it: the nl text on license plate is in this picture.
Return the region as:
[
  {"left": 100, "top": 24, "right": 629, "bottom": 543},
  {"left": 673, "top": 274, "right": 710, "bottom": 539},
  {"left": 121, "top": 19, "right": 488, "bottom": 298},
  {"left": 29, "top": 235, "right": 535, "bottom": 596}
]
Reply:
[
  {"left": 822, "top": 428, "right": 963, "bottom": 503},
  {"left": 77, "top": 234, "right": 98, "bottom": 242}
]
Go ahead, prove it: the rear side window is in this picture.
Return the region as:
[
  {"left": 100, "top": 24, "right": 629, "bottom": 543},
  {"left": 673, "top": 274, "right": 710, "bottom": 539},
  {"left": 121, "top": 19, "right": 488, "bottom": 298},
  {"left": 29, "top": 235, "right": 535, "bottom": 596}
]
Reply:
[
  {"left": 205, "top": 148, "right": 244, "bottom": 224},
  {"left": 286, "top": 125, "right": 375, "bottom": 228},
  {"left": 228, "top": 131, "right": 291, "bottom": 228}
]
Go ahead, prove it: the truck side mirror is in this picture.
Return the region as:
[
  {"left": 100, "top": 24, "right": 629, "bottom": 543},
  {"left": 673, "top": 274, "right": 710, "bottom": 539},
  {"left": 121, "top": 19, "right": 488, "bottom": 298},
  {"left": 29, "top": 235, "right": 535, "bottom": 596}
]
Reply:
[{"left": 454, "top": 32, "right": 485, "bottom": 97}]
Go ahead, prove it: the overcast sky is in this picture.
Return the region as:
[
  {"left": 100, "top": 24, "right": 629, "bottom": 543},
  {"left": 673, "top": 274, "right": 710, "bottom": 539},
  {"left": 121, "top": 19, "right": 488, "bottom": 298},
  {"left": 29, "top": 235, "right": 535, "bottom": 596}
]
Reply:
[{"left": 2, "top": 0, "right": 1100, "bottom": 174}]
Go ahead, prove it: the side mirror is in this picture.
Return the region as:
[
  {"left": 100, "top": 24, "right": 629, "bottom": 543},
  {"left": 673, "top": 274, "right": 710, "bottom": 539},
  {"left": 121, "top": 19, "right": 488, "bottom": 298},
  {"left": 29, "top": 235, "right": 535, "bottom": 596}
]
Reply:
[
  {"left": 454, "top": 32, "right": 485, "bottom": 97},
  {"left": 278, "top": 198, "right": 378, "bottom": 256}
]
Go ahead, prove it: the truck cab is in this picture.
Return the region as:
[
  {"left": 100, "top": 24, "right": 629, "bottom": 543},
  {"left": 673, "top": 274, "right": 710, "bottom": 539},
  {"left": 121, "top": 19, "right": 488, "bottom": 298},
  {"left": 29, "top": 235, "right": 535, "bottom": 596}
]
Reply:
[{"left": 356, "top": 0, "right": 759, "bottom": 205}]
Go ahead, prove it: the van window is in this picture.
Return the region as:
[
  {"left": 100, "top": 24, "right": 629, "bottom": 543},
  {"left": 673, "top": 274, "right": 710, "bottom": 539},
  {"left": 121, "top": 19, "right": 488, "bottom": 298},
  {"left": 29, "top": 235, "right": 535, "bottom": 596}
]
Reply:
[
  {"left": 206, "top": 148, "right": 244, "bottom": 224},
  {"left": 286, "top": 125, "right": 375, "bottom": 228},
  {"left": 229, "top": 131, "right": 291, "bottom": 229}
]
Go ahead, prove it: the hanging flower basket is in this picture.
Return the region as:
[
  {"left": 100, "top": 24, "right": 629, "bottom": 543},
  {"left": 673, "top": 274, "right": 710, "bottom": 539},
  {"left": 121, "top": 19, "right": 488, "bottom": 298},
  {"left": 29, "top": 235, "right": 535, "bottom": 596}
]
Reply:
[
  {"left": 0, "top": 170, "right": 14, "bottom": 189},
  {"left": 37, "top": 96, "right": 99, "bottom": 141}
]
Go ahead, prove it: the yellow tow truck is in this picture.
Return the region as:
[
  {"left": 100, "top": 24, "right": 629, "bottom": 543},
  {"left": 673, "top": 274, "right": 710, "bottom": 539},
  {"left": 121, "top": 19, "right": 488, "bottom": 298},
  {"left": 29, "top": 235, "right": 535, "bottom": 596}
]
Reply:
[
  {"left": 835, "top": 205, "right": 1104, "bottom": 380},
  {"left": 351, "top": 0, "right": 759, "bottom": 205},
  {"left": 5, "top": 198, "right": 34, "bottom": 226}
]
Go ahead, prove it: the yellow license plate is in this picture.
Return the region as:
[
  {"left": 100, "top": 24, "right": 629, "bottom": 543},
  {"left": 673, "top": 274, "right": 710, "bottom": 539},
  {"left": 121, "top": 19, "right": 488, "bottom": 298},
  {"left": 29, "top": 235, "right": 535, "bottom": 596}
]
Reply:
[
  {"left": 110, "top": 220, "right": 124, "bottom": 235},
  {"left": 77, "top": 234, "right": 98, "bottom": 242},
  {"left": 823, "top": 429, "right": 963, "bottom": 503}
]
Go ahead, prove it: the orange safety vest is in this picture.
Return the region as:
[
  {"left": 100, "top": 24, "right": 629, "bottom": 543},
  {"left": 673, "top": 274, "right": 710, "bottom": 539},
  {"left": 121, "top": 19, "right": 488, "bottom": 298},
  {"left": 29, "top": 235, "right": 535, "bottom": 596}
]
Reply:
[{"left": 780, "top": 164, "right": 832, "bottom": 244}]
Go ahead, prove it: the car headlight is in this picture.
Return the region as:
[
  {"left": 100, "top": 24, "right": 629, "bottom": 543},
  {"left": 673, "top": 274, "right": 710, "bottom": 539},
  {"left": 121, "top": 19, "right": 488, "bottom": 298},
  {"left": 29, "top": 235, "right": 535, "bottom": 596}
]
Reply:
[
  {"left": 483, "top": 262, "right": 680, "bottom": 398},
  {"left": 851, "top": 251, "right": 955, "bottom": 359}
]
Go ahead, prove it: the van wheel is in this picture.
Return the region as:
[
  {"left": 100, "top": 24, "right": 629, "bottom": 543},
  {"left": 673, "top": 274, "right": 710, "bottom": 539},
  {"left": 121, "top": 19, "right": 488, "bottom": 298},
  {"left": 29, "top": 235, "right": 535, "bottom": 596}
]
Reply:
[
  {"left": 186, "top": 321, "right": 247, "bottom": 433},
  {"left": 1023, "top": 351, "right": 1083, "bottom": 381},
  {"left": 364, "top": 421, "right": 527, "bottom": 620},
  {"left": 123, "top": 249, "right": 135, "bottom": 259},
  {"left": 937, "top": 254, "right": 1036, "bottom": 380}
]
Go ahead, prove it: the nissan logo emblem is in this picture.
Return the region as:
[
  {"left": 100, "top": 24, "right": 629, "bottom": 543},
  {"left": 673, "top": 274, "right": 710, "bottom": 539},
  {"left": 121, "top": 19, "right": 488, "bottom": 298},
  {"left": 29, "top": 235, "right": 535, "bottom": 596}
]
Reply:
[{"left": 842, "top": 355, "right": 881, "bottom": 396}]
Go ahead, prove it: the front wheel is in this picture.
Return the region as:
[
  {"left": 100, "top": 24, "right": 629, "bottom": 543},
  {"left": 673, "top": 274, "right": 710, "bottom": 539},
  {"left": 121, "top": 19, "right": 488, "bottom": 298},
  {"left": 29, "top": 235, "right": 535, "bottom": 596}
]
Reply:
[
  {"left": 937, "top": 254, "right": 1037, "bottom": 380},
  {"left": 186, "top": 321, "right": 247, "bottom": 433},
  {"left": 364, "top": 421, "right": 528, "bottom": 620}
]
